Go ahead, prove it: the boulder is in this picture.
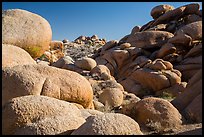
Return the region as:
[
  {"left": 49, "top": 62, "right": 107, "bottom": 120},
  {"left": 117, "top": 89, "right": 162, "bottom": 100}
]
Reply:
[
  {"left": 52, "top": 56, "right": 74, "bottom": 68},
  {"left": 126, "top": 31, "right": 174, "bottom": 49},
  {"left": 120, "top": 91, "right": 141, "bottom": 116},
  {"left": 2, "top": 9, "right": 52, "bottom": 58},
  {"left": 2, "top": 44, "right": 36, "bottom": 68},
  {"left": 129, "top": 65, "right": 181, "bottom": 92},
  {"left": 151, "top": 4, "right": 174, "bottom": 19},
  {"left": 90, "top": 65, "right": 111, "bottom": 77},
  {"left": 74, "top": 57, "right": 97, "bottom": 71},
  {"left": 2, "top": 95, "right": 85, "bottom": 135},
  {"left": 90, "top": 65, "right": 113, "bottom": 80},
  {"left": 2, "top": 64, "right": 93, "bottom": 108},
  {"left": 133, "top": 97, "right": 182, "bottom": 132},
  {"left": 98, "top": 87, "right": 123, "bottom": 108},
  {"left": 155, "top": 82, "right": 187, "bottom": 97},
  {"left": 174, "top": 21, "right": 202, "bottom": 41},
  {"left": 119, "top": 42, "right": 131, "bottom": 49},
  {"left": 71, "top": 113, "right": 143, "bottom": 135},
  {"left": 151, "top": 3, "right": 200, "bottom": 27},
  {"left": 168, "top": 32, "right": 192, "bottom": 46}
]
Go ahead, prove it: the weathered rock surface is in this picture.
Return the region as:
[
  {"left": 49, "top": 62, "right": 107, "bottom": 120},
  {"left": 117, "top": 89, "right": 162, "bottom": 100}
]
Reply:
[
  {"left": 132, "top": 97, "right": 182, "bottom": 132},
  {"left": 74, "top": 57, "right": 97, "bottom": 71},
  {"left": 2, "top": 9, "right": 52, "bottom": 58},
  {"left": 2, "top": 64, "right": 93, "bottom": 108},
  {"left": 126, "top": 31, "right": 174, "bottom": 48},
  {"left": 98, "top": 87, "right": 123, "bottom": 108},
  {"left": 2, "top": 95, "right": 86, "bottom": 135},
  {"left": 71, "top": 113, "right": 143, "bottom": 135},
  {"left": 2, "top": 44, "right": 36, "bottom": 68}
]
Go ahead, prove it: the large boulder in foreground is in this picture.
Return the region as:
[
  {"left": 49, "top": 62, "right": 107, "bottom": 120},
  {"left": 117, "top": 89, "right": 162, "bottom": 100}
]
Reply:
[
  {"left": 132, "top": 97, "right": 182, "bottom": 133},
  {"left": 2, "top": 9, "right": 52, "bottom": 58},
  {"left": 71, "top": 113, "right": 143, "bottom": 135},
  {"left": 2, "top": 44, "right": 36, "bottom": 68},
  {"left": 2, "top": 95, "right": 85, "bottom": 135},
  {"left": 2, "top": 64, "right": 93, "bottom": 108}
]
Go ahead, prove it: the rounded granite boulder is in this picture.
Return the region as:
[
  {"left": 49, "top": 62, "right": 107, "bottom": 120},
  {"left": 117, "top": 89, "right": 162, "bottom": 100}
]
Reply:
[{"left": 2, "top": 9, "right": 52, "bottom": 58}]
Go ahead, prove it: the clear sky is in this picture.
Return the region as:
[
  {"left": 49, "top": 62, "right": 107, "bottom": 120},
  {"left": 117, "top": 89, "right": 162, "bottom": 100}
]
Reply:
[{"left": 2, "top": 2, "right": 202, "bottom": 41}]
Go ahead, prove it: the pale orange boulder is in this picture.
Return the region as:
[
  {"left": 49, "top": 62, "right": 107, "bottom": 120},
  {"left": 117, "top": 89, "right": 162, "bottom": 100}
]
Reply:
[
  {"left": 2, "top": 44, "right": 36, "bottom": 68},
  {"left": 133, "top": 97, "right": 182, "bottom": 132},
  {"left": 90, "top": 65, "right": 113, "bottom": 80},
  {"left": 90, "top": 65, "right": 111, "bottom": 76},
  {"left": 2, "top": 95, "right": 86, "bottom": 135},
  {"left": 2, "top": 64, "right": 93, "bottom": 108},
  {"left": 2, "top": 9, "right": 52, "bottom": 58},
  {"left": 74, "top": 57, "right": 97, "bottom": 71},
  {"left": 52, "top": 56, "right": 74, "bottom": 68},
  {"left": 129, "top": 66, "right": 181, "bottom": 92},
  {"left": 98, "top": 87, "right": 124, "bottom": 108}
]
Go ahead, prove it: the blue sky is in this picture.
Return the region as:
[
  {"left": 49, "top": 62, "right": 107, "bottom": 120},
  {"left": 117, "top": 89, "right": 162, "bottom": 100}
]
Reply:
[{"left": 2, "top": 2, "right": 202, "bottom": 41}]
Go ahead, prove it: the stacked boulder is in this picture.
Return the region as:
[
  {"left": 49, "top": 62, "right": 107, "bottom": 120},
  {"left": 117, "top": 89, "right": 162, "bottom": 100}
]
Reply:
[
  {"left": 93, "top": 3, "right": 202, "bottom": 99},
  {"left": 38, "top": 35, "right": 106, "bottom": 65},
  {"left": 38, "top": 40, "right": 65, "bottom": 64},
  {"left": 74, "top": 35, "right": 106, "bottom": 46},
  {"left": 2, "top": 3, "right": 202, "bottom": 135},
  {"left": 1, "top": 8, "right": 143, "bottom": 135},
  {"left": 51, "top": 3, "right": 202, "bottom": 133}
]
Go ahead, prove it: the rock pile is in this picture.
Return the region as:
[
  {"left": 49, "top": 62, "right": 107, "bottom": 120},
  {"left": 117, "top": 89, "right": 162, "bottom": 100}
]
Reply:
[
  {"left": 74, "top": 35, "right": 106, "bottom": 46},
  {"left": 93, "top": 3, "right": 202, "bottom": 99},
  {"left": 2, "top": 3, "right": 202, "bottom": 135},
  {"left": 37, "top": 35, "right": 106, "bottom": 64}
]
